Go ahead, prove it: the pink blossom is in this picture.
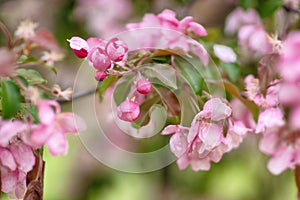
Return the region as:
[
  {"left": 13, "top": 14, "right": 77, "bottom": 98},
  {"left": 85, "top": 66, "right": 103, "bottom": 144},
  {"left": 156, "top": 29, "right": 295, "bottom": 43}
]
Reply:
[
  {"left": 277, "top": 31, "right": 300, "bottom": 82},
  {"left": 0, "top": 48, "right": 16, "bottom": 77},
  {"left": 162, "top": 125, "right": 189, "bottom": 157},
  {"left": 238, "top": 25, "right": 272, "bottom": 55},
  {"left": 31, "top": 100, "right": 85, "bottom": 156},
  {"left": 225, "top": 7, "right": 262, "bottom": 35},
  {"left": 188, "top": 22, "right": 207, "bottom": 36},
  {"left": 68, "top": 36, "right": 89, "bottom": 58},
  {"left": 163, "top": 98, "right": 233, "bottom": 171},
  {"left": 157, "top": 9, "right": 179, "bottom": 29},
  {"left": 88, "top": 47, "right": 111, "bottom": 71},
  {"left": 87, "top": 37, "right": 107, "bottom": 50},
  {"left": 279, "top": 82, "right": 300, "bottom": 106},
  {"left": 105, "top": 38, "right": 128, "bottom": 62},
  {"left": 0, "top": 119, "right": 35, "bottom": 199},
  {"left": 136, "top": 78, "right": 151, "bottom": 94},
  {"left": 117, "top": 99, "right": 140, "bottom": 122},
  {"left": 201, "top": 98, "right": 232, "bottom": 121},
  {"left": 1, "top": 167, "right": 26, "bottom": 199},
  {"left": 259, "top": 129, "right": 300, "bottom": 175},
  {"left": 255, "top": 108, "right": 285, "bottom": 133},
  {"left": 231, "top": 98, "right": 256, "bottom": 129},
  {"left": 14, "top": 20, "right": 38, "bottom": 40},
  {"left": 226, "top": 120, "right": 251, "bottom": 150},
  {"left": 94, "top": 71, "right": 108, "bottom": 81},
  {"left": 213, "top": 44, "right": 237, "bottom": 63}
]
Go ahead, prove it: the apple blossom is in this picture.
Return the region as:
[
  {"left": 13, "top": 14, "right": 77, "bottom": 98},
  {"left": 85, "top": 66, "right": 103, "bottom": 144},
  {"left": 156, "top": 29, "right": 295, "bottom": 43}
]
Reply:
[
  {"left": 94, "top": 71, "right": 108, "bottom": 81},
  {"left": 87, "top": 47, "right": 111, "bottom": 71},
  {"left": 68, "top": 36, "right": 89, "bottom": 58},
  {"left": 105, "top": 38, "right": 128, "bottom": 62},
  {"left": 117, "top": 99, "right": 140, "bottom": 122},
  {"left": 136, "top": 78, "right": 151, "bottom": 94},
  {"left": 31, "top": 100, "right": 86, "bottom": 156},
  {"left": 213, "top": 44, "right": 237, "bottom": 63}
]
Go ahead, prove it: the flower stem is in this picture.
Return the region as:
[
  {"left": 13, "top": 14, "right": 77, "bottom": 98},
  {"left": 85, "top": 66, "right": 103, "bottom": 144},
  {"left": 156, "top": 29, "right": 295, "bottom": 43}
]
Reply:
[
  {"left": 295, "top": 166, "right": 300, "bottom": 200},
  {"left": 0, "top": 21, "right": 13, "bottom": 49}
]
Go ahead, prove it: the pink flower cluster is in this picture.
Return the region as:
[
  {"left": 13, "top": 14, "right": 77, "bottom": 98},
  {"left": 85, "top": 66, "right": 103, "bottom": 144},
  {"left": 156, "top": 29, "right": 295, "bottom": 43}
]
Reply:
[
  {"left": 0, "top": 100, "right": 85, "bottom": 198},
  {"left": 254, "top": 31, "right": 300, "bottom": 175},
  {"left": 225, "top": 7, "right": 272, "bottom": 55},
  {"left": 68, "top": 37, "right": 128, "bottom": 80},
  {"left": 162, "top": 98, "right": 250, "bottom": 171},
  {"left": 126, "top": 9, "right": 209, "bottom": 65}
]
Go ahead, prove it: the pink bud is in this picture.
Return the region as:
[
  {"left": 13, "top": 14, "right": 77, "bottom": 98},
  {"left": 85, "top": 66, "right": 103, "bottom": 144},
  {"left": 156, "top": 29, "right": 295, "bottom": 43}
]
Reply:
[
  {"left": 94, "top": 71, "right": 108, "bottom": 81},
  {"left": 105, "top": 38, "right": 128, "bottom": 62},
  {"left": 117, "top": 100, "right": 140, "bottom": 122},
  {"left": 88, "top": 48, "right": 111, "bottom": 71},
  {"left": 136, "top": 78, "right": 151, "bottom": 94},
  {"left": 68, "top": 37, "right": 88, "bottom": 58}
]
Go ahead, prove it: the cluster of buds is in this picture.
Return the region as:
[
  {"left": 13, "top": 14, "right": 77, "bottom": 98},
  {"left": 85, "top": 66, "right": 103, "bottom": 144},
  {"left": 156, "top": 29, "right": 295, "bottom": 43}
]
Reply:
[{"left": 68, "top": 37, "right": 128, "bottom": 81}]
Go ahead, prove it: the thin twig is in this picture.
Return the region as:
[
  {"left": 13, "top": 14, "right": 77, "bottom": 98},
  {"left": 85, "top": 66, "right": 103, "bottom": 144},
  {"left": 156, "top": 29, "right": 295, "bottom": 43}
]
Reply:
[
  {"left": 283, "top": 5, "right": 300, "bottom": 15},
  {"left": 57, "top": 88, "right": 96, "bottom": 103},
  {"left": 0, "top": 21, "right": 13, "bottom": 49},
  {"left": 295, "top": 166, "right": 300, "bottom": 200}
]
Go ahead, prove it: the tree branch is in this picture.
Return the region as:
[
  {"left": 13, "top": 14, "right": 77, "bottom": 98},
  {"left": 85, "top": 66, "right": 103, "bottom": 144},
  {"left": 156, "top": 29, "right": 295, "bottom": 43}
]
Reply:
[
  {"left": 57, "top": 88, "right": 96, "bottom": 103},
  {"left": 294, "top": 166, "right": 300, "bottom": 200},
  {"left": 0, "top": 21, "right": 13, "bottom": 49},
  {"left": 283, "top": 5, "right": 300, "bottom": 15}
]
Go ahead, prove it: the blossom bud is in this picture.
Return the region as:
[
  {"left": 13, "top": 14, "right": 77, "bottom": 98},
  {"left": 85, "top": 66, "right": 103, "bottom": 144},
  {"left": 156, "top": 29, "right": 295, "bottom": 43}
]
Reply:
[
  {"left": 117, "top": 99, "right": 140, "bottom": 122},
  {"left": 68, "top": 37, "right": 88, "bottom": 58},
  {"left": 136, "top": 78, "right": 151, "bottom": 94},
  {"left": 88, "top": 48, "right": 111, "bottom": 71},
  {"left": 94, "top": 71, "right": 108, "bottom": 81},
  {"left": 105, "top": 38, "right": 128, "bottom": 62}
]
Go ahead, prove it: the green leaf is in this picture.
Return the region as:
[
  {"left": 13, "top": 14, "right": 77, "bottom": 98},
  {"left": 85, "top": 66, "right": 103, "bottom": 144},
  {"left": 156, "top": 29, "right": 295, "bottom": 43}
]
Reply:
[
  {"left": 97, "top": 75, "right": 118, "bottom": 101},
  {"left": 17, "top": 55, "right": 38, "bottom": 64},
  {"left": 239, "top": 0, "right": 257, "bottom": 10},
  {"left": 113, "top": 74, "right": 135, "bottom": 106},
  {"left": 144, "top": 64, "right": 178, "bottom": 90},
  {"left": 1, "top": 80, "right": 21, "bottom": 119},
  {"left": 16, "top": 69, "right": 46, "bottom": 85},
  {"left": 220, "top": 62, "right": 240, "bottom": 82},
  {"left": 132, "top": 95, "right": 161, "bottom": 128},
  {"left": 173, "top": 56, "right": 204, "bottom": 96},
  {"left": 257, "top": 0, "right": 282, "bottom": 18}
]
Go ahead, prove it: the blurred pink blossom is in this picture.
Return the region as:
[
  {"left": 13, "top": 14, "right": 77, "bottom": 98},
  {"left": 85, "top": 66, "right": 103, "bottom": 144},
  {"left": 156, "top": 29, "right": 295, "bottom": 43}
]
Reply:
[
  {"left": 74, "top": 0, "right": 132, "bottom": 37},
  {"left": 256, "top": 108, "right": 285, "bottom": 133},
  {"left": 126, "top": 9, "right": 209, "bottom": 65},
  {"left": 277, "top": 31, "right": 300, "bottom": 82},
  {"left": 31, "top": 100, "right": 85, "bottom": 156},
  {"left": 259, "top": 128, "right": 300, "bottom": 175},
  {"left": 0, "top": 48, "right": 16, "bottom": 77},
  {"left": 14, "top": 20, "right": 38, "bottom": 40},
  {"left": 0, "top": 119, "right": 35, "bottom": 199},
  {"left": 238, "top": 25, "right": 272, "bottom": 55},
  {"left": 213, "top": 44, "right": 237, "bottom": 63},
  {"left": 225, "top": 7, "right": 262, "bottom": 35}
]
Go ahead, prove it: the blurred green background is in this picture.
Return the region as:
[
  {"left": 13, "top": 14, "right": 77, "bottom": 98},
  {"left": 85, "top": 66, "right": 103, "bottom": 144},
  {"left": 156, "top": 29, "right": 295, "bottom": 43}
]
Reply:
[{"left": 0, "top": 0, "right": 297, "bottom": 199}]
